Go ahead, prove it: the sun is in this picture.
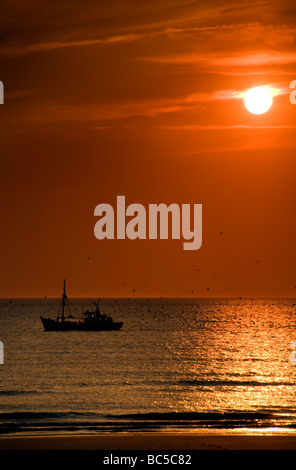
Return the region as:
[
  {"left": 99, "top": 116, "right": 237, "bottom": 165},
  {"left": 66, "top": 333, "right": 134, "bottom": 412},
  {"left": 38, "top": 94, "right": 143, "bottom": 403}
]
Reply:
[{"left": 244, "top": 86, "right": 273, "bottom": 115}]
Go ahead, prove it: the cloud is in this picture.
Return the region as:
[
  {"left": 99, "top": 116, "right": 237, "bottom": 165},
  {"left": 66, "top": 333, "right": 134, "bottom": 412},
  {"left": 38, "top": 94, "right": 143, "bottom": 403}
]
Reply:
[
  {"left": 5, "top": 83, "right": 288, "bottom": 128},
  {"left": 142, "top": 48, "right": 296, "bottom": 70},
  {"left": 4, "top": 88, "right": 250, "bottom": 126},
  {"left": 213, "top": 51, "right": 296, "bottom": 68},
  {"left": 158, "top": 124, "right": 296, "bottom": 130},
  {"left": 0, "top": 33, "right": 142, "bottom": 57},
  {"left": 138, "top": 23, "right": 296, "bottom": 76}
]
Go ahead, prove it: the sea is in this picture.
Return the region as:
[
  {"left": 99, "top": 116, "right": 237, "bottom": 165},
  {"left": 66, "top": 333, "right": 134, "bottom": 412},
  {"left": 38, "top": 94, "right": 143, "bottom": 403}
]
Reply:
[{"left": 1, "top": 297, "right": 296, "bottom": 437}]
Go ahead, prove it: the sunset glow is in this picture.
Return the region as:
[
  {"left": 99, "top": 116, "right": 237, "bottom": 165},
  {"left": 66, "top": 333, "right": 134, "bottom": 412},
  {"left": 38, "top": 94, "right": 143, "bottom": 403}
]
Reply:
[{"left": 1, "top": 1, "right": 296, "bottom": 299}]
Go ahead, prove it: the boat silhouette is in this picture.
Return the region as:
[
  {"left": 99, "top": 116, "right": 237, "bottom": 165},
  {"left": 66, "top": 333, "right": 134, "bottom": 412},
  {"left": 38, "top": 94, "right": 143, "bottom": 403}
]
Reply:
[{"left": 40, "top": 280, "right": 123, "bottom": 331}]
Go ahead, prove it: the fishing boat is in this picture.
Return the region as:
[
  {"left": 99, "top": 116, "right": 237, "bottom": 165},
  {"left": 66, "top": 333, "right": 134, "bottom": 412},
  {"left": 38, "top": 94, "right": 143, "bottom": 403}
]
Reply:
[{"left": 40, "top": 280, "right": 123, "bottom": 331}]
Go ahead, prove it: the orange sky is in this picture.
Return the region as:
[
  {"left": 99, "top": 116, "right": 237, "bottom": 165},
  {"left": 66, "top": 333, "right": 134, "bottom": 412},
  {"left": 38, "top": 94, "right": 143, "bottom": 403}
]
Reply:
[{"left": 1, "top": 1, "right": 296, "bottom": 298}]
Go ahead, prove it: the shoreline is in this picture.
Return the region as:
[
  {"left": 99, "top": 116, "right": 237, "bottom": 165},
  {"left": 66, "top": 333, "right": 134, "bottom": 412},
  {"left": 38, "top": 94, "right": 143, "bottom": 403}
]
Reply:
[{"left": 1, "top": 432, "right": 296, "bottom": 450}]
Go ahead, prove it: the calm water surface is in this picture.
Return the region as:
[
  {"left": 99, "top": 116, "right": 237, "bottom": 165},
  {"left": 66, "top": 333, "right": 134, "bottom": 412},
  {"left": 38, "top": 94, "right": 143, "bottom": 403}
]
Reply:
[{"left": 0, "top": 298, "right": 296, "bottom": 435}]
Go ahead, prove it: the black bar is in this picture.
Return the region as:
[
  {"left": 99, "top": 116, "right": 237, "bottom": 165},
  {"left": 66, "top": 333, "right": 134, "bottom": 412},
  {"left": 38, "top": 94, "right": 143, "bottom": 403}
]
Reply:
[{"left": 1, "top": 450, "right": 295, "bottom": 469}]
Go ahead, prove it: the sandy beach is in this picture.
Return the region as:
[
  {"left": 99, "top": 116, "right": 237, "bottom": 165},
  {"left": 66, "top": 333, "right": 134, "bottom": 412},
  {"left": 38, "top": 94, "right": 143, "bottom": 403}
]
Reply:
[{"left": 1, "top": 433, "right": 296, "bottom": 450}]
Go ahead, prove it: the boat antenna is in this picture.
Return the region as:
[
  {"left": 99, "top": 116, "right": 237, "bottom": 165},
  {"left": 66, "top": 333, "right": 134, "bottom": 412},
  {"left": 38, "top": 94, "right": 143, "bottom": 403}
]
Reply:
[
  {"left": 93, "top": 298, "right": 100, "bottom": 312},
  {"left": 61, "top": 279, "right": 66, "bottom": 322}
]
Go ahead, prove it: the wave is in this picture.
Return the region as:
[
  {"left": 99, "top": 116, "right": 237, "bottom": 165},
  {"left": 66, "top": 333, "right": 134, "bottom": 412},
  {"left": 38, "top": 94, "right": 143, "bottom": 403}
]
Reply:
[
  {"left": 1, "top": 409, "right": 294, "bottom": 422},
  {"left": 111, "top": 411, "right": 277, "bottom": 421},
  {"left": 0, "top": 411, "right": 99, "bottom": 421},
  {"left": 1, "top": 410, "right": 296, "bottom": 436},
  {"left": 177, "top": 379, "right": 295, "bottom": 387},
  {"left": 0, "top": 390, "right": 38, "bottom": 396}
]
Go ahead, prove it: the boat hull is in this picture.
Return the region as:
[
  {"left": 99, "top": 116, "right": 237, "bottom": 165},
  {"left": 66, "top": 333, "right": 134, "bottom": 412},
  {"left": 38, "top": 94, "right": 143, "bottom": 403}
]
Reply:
[{"left": 40, "top": 316, "right": 123, "bottom": 331}]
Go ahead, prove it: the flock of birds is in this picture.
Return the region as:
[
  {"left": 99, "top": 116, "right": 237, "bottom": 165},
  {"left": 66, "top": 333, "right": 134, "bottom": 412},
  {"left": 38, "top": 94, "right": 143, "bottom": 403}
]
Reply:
[
  {"left": 83, "top": 230, "right": 267, "bottom": 298},
  {"left": 3, "top": 229, "right": 275, "bottom": 309}
]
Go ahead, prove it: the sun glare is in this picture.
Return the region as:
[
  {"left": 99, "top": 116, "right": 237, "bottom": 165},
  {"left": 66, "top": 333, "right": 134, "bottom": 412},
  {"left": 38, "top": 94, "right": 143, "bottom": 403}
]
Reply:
[{"left": 244, "top": 86, "right": 273, "bottom": 115}]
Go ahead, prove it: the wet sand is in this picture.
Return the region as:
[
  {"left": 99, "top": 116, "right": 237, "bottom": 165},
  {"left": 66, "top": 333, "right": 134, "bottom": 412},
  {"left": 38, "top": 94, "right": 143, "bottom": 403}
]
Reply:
[{"left": 1, "top": 433, "right": 296, "bottom": 450}]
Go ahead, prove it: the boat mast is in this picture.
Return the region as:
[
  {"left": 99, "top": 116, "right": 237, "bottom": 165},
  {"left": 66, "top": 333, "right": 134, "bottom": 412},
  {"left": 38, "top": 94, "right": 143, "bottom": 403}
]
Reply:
[{"left": 61, "top": 279, "right": 66, "bottom": 322}]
